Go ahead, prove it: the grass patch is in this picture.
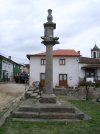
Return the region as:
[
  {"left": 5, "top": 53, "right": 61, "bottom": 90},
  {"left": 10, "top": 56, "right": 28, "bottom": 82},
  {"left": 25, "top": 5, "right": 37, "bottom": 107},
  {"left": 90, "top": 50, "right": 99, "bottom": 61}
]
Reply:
[
  {"left": 69, "top": 100, "right": 100, "bottom": 118},
  {"left": 0, "top": 100, "right": 100, "bottom": 134}
]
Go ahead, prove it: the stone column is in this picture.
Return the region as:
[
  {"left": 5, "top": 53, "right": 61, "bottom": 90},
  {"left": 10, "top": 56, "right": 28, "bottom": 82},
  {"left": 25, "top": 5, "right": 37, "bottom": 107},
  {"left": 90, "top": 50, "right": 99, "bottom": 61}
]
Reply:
[
  {"left": 39, "top": 9, "right": 59, "bottom": 103},
  {"left": 45, "top": 45, "right": 53, "bottom": 94}
]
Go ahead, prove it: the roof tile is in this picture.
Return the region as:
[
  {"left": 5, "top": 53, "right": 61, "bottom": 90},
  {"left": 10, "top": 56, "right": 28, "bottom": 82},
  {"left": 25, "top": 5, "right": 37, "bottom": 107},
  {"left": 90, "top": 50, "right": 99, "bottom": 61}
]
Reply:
[{"left": 27, "top": 49, "right": 80, "bottom": 59}]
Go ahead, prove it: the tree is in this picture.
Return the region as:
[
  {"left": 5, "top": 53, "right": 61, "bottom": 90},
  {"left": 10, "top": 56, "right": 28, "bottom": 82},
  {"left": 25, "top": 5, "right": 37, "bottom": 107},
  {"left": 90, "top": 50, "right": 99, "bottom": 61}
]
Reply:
[{"left": 79, "top": 81, "right": 93, "bottom": 101}]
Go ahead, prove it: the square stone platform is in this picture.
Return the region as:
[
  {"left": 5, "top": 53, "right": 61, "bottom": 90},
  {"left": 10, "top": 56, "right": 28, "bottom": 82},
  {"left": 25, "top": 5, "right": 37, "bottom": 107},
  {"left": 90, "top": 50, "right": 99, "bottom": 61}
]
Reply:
[
  {"left": 11, "top": 97, "right": 90, "bottom": 121},
  {"left": 39, "top": 94, "right": 56, "bottom": 103}
]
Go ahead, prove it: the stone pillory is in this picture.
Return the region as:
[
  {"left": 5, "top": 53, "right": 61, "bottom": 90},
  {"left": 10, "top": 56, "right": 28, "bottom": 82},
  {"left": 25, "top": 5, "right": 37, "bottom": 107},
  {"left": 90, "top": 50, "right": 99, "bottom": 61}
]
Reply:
[
  {"left": 40, "top": 9, "right": 59, "bottom": 103},
  {"left": 12, "top": 9, "right": 85, "bottom": 121}
]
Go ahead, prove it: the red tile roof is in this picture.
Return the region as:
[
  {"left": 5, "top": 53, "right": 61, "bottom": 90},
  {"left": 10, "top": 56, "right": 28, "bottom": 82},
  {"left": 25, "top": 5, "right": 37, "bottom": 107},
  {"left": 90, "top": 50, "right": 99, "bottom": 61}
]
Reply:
[{"left": 27, "top": 49, "right": 80, "bottom": 59}]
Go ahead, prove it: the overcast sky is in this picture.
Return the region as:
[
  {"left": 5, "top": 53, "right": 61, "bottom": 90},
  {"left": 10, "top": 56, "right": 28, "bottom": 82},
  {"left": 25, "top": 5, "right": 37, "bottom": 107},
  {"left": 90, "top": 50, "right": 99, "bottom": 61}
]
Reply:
[{"left": 0, "top": 0, "right": 100, "bottom": 64}]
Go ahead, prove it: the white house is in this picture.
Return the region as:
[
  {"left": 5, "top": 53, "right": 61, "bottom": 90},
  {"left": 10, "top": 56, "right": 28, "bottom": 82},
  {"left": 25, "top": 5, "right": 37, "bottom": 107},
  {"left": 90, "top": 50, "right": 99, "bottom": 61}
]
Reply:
[
  {"left": 27, "top": 49, "right": 80, "bottom": 88},
  {"left": 2, "top": 59, "right": 13, "bottom": 81},
  {"left": 27, "top": 45, "right": 100, "bottom": 88}
]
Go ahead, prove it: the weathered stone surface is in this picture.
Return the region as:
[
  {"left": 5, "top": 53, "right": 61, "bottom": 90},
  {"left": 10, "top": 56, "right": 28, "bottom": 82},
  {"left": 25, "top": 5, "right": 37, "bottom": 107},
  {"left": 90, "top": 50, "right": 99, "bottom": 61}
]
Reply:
[
  {"left": 47, "top": 9, "right": 53, "bottom": 22},
  {"left": 12, "top": 109, "right": 84, "bottom": 120},
  {"left": 44, "top": 46, "right": 53, "bottom": 94},
  {"left": 18, "top": 103, "right": 75, "bottom": 113},
  {"left": 11, "top": 98, "right": 86, "bottom": 121},
  {"left": 39, "top": 94, "right": 56, "bottom": 103},
  {"left": 41, "top": 9, "right": 59, "bottom": 97},
  {"left": 53, "top": 87, "right": 67, "bottom": 95}
]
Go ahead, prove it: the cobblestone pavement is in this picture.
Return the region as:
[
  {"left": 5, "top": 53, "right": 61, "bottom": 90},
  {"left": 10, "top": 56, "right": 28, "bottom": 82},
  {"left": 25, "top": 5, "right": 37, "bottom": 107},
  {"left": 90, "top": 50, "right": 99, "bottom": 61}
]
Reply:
[{"left": 0, "top": 83, "right": 28, "bottom": 113}]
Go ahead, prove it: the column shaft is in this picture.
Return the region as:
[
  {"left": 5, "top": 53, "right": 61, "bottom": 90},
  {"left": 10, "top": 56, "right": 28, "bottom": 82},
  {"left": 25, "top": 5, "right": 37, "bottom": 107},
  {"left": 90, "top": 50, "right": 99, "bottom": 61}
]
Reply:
[{"left": 45, "top": 45, "right": 53, "bottom": 94}]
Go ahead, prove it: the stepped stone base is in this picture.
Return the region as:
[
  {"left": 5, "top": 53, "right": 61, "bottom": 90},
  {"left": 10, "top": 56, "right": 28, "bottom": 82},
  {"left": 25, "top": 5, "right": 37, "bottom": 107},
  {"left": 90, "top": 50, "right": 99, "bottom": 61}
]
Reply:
[
  {"left": 12, "top": 111, "right": 84, "bottom": 120},
  {"left": 39, "top": 94, "right": 56, "bottom": 103},
  {"left": 11, "top": 99, "right": 86, "bottom": 121}
]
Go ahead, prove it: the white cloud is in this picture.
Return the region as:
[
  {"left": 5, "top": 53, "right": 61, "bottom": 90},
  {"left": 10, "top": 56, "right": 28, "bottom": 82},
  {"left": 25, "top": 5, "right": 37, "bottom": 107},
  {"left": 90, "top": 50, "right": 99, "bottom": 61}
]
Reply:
[{"left": 0, "top": 0, "right": 100, "bottom": 63}]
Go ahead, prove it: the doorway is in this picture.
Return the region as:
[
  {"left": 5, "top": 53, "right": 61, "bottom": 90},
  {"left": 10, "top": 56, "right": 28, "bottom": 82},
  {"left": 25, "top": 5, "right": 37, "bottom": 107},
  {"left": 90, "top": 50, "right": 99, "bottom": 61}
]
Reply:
[
  {"left": 40, "top": 73, "right": 45, "bottom": 87},
  {"left": 59, "top": 74, "right": 67, "bottom": 87}
]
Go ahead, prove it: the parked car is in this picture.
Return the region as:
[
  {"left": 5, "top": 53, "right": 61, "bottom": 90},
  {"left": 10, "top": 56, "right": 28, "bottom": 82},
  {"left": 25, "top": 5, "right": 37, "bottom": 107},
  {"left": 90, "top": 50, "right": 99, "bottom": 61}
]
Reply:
[
  {"left": 96, "top": 98, "right": 100, "bottom": 102},
  {"left": 14, "top": 73, "right": 29, "bottom": 83}
]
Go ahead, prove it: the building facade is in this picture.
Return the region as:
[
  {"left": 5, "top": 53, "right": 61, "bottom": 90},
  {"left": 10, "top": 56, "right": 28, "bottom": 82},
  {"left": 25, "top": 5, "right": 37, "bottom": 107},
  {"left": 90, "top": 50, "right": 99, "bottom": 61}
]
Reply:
[
  {"left": 91, "top": 44, "right": 100, "bottom": 59},
  {"left": 79, "top": 58, "right": 100, "bottom": 83},
  {"left": 27, "top": 45, "right": 100, "bottom": 88},
  {"left": 0, "top": 55, "right": 22, "bottom": 82},
  {"left": 27, "top": 49, "right": 80, "bottom": 88}
]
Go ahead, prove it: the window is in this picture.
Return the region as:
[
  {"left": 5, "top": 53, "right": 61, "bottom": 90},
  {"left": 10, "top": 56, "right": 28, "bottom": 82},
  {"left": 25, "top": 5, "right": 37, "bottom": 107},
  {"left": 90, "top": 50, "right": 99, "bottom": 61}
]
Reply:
[
  {"left": 59, "top": 74, "right": 67, "bottom": 80},
  {"left": 40, "top": 73, "right": 45, "bottom": 80},
  {"left": 93, "top": 52, "right": 96, "bottom": 58},
  {"left": 59, "top": 59, "right": 65, "bottom": 65},
  {"left": 41, "top": 59, "right": 46, "bottom": 65},
  {"left": 86, "top": 69, "right": 95, "bottom": 78}
]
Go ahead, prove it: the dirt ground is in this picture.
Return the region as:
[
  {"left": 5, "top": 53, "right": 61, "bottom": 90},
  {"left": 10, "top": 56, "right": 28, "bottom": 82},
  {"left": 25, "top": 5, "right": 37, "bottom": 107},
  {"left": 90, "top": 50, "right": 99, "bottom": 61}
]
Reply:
[{"left": 0, "top": 83, "right": 28, "bottom": 112}]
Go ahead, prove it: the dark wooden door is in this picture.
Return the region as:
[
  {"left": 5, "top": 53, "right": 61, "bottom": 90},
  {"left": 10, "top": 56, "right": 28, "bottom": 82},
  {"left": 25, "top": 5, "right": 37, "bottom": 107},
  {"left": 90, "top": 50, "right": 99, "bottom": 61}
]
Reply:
[
  {"left": 40, "top": 73, "right": 45, "bottom": 87},
  {"left": 59, "top": 74, "right": 67, "bottom": 87}
]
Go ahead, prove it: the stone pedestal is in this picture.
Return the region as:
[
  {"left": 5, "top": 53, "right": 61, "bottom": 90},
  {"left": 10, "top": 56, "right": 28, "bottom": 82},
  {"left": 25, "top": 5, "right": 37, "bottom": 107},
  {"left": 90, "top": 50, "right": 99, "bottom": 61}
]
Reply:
[
  {"left": 39, "top": 94, "right": 56, "bottom": 103},
  {"left": 12, "top": 98, "right": 86, "bottom": 121}
]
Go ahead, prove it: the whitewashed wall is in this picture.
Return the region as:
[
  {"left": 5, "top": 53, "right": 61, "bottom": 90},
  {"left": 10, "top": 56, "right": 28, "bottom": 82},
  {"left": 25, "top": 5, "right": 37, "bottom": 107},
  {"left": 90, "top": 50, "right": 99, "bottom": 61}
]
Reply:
[
  {"left": 29, "top": 57, "right": 45, "bottom": 85},
  {"left": 29, "top": 56, "right": 79, "bottom": 87},
  {"left": 79, "top": 63, "right": 86, "bottom": 81},
  {"left": 97, "top": 69, "right": 100, "bottom": 80},
  {"left": 53, "top": 57, "right": 79, "bottom": 87},
  {"left": 2, "top": 60, "right": 13, "bottom": 81}
]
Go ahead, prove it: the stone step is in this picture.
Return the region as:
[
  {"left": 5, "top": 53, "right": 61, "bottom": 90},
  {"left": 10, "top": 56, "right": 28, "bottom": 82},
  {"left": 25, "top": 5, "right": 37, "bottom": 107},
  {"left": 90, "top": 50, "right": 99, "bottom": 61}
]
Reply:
[
  {"left": 12, "top": 118, "right": 81, "bottom": 122},
  {"left": 12, "top": 111, "right": 84, "bottom": 120},
  {"left": 12, "top": 111, "right": 39, "bottom": 118},
  {"left": 18, "top": 105, "right": 75, "bottom": 113}
]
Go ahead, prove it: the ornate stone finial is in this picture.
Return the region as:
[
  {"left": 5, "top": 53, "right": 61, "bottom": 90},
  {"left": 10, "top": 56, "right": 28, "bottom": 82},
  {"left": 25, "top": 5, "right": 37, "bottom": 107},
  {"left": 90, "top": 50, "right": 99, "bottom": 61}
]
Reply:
[{"left": 47, "top": 9, "right": 53, "bottom": 22}]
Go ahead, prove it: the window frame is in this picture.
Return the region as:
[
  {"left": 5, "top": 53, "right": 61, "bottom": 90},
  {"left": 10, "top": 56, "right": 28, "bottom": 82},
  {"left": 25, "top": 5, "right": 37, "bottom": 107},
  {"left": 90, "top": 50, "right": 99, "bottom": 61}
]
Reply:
[
  {"left": 40, "top": 73, "right": 45, "bottom": 80},
  {"left": 41, "top": 59, "right": 46, "bottom": 65},
  {"left": 59, "top": 59, "right": 65, "bottom": 65},
  {"left": 93, "top": 52, "right": 96, "bottom": 58},
  {"left": 85, "top": 69, "right": 95, "bottom": 78}
]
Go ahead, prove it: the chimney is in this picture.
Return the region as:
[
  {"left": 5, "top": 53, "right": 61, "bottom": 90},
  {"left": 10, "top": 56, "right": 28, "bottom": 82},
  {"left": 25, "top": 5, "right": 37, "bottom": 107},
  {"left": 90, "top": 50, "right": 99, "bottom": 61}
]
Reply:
[
  {"left": 9, "top": 56, "right": 11, "bottom": 60},
  {"left": 77, "top": 51, "right": 80, "bottom": 55}
]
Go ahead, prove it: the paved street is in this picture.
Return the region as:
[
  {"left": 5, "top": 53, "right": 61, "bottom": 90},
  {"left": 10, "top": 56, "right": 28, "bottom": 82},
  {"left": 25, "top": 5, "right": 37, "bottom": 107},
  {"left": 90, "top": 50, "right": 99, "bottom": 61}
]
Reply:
[{"left": 0, "top": 83, "right": 27, "bottom": 112}]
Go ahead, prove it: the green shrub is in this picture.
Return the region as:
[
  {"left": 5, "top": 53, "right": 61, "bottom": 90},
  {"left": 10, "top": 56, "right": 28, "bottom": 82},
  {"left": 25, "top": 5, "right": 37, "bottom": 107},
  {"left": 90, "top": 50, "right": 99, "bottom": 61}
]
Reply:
[{"left": 78, "top": 81, "right": 94, "bottom": 101}]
